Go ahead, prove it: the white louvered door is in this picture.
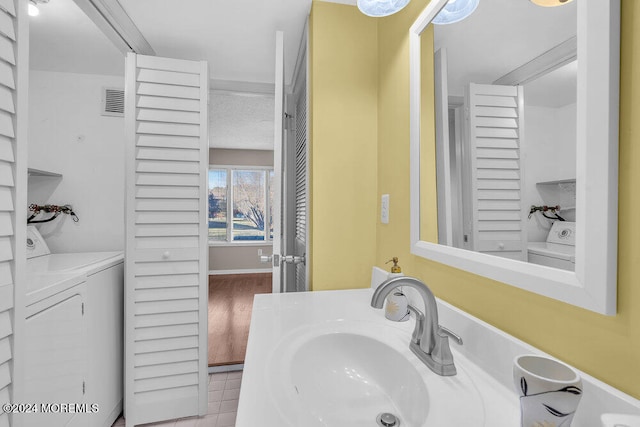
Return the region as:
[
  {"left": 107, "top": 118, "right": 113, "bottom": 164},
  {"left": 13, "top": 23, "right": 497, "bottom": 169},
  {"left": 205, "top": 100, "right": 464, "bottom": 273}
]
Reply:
[
  {"left": 466, "top": 83, "right": 526, "bottom": 261},
  {"left": 293, "top": 65, "right": 309, "bottom": 293},
  {"left": 124, "top": 53, "right": 209, "bottom": 426},
  {"left": 0, "top": 1, "right": 25, "bottom": 427},
  {"left": 271, "top": 31, "right": 284, "bottom": 293}
]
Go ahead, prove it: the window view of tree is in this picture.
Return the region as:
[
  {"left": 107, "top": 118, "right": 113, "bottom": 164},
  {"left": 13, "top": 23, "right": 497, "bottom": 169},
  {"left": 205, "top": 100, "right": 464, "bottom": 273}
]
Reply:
[
  {"left": 208, "top": 169, "right": 228, "bottom": 241},
  {"left": 233, "top": 170, "right": 266, "bottom": 241},
  {"left": 208, "top": 167, "right": 273, "bottom": 243},
  {"left": 269, "top": 170, "right": 274, "bottom": 239}
]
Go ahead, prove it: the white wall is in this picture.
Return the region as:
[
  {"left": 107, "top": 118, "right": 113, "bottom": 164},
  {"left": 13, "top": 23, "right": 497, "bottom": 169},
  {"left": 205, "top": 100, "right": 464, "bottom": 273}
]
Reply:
[
  {"left": 27, "top": 70, "right": 125, "bottom": 253},
  {"left": 524, "top": 103, "right": 577, "bottom": 242}
]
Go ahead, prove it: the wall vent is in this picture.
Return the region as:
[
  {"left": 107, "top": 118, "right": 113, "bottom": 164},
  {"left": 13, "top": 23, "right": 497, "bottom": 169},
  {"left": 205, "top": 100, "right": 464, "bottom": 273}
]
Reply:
[{"left": 102, "top": 87, "right": 124, "bottom": 117}]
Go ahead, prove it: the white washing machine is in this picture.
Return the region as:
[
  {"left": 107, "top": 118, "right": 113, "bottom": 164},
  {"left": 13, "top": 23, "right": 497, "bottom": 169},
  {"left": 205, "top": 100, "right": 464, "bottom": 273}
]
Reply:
[
  {"left": 27, "top": 226, "right": 122, "bottom": 273},
  {"left": 528, "top": 221, "right": 576, "bottom": 271},
  {"left": 25, "top": 226, "right": 124, "bottom": 427}
]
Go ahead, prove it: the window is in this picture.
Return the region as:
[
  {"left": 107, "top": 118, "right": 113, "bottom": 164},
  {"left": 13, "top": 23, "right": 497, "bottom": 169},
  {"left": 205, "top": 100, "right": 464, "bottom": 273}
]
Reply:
[{"left": 208, "top": 166, "right": 274, "bottom": 244}]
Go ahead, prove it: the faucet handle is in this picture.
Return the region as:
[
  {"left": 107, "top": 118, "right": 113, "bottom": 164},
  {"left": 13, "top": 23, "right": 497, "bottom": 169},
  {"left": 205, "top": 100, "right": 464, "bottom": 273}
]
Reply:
[
  {"left": 438, "top": 325, "right": 463, "bottom": 345},
  {"left": 407, "top": 305, "right": 424, "bottom": 345}
]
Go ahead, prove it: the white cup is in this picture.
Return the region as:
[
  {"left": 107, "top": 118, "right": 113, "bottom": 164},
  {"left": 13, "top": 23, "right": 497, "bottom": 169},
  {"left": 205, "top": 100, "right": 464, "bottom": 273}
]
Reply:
[{"left": 513, "top": 354, "right": 583, "bottom": 427}]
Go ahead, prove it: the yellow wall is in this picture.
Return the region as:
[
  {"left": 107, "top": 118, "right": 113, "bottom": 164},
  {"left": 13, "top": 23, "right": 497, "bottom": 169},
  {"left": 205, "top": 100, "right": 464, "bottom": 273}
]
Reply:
[
  {"left": 309, "top": 2, "right": 379, "bottom": 290},
  {"left": 310, "top": 0, "right": 639, "bottom": 398},
  {"left": 375, "top": 0, "right": 640, "bottom": 399}
]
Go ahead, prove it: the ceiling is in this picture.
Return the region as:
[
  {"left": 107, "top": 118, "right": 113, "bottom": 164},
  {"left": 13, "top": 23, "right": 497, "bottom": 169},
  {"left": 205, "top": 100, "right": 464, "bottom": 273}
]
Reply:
[
  {"left": 30, "top": 0, "right": 316, "bottom": 87},
  {"left": 29, "top": 0, "right": 124, "bottom": 76},
  {"left": 434, "top": 0, "right": 577, "bottom": 108},
  {"left": 118, "top": 0, "right": 312, "bottom": 87},
  {"left": 29, "top": 0, "right": 321, "bottom": 150},
  {"left": 210, "top": 91, "right": 275, "bottom": 150}
]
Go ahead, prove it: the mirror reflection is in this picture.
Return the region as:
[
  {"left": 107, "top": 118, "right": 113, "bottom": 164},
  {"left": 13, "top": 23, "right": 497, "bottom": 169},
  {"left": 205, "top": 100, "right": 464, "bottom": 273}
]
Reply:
[{"left": 425, "top": 0, "right": 578, "bottom": 271}]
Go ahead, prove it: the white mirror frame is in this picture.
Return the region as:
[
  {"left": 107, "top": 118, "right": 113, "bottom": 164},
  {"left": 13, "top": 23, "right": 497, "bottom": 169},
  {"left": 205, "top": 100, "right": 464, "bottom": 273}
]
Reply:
[{"left": 409, "top": 0, "right": 620, "bottom": 315}]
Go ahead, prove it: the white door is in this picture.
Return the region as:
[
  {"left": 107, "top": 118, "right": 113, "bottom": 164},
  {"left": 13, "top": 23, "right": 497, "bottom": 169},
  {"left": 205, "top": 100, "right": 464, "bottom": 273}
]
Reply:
[
  {"left": 271, "top": 28, "right": 309, "bottom": 294},
  {"left": 271, "top": 31, "right": 284, "bottom": 293},
  {"left": 434, "top": 48, "right": 453, "bottom": 246},
  {"left": 124, "top": 53, "right": 209, "bottom": 426},
  {"left": 289, "top": 31, "right": 310, "bottom": 293},
  {"left": 466, "top": 83, "right": 527, "bottom": 261},
  {"left": 0, "top": 1, "right": 26, "bottom": 426}
]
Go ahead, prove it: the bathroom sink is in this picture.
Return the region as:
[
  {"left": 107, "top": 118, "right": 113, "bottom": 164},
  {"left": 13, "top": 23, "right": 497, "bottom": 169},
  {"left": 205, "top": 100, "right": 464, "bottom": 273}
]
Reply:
[
  {"left": 238, "top": 289, "right": 640, "bottom": 427},
  {"left": 265, "top": 320, "right": 484, "bottom": 426}
]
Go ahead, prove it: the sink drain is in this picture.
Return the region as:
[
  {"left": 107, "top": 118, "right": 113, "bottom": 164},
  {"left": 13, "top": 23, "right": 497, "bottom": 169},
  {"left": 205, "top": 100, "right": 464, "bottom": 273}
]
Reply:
[{"left": 376, "top": 413, "right": 400, "bottom": 427}]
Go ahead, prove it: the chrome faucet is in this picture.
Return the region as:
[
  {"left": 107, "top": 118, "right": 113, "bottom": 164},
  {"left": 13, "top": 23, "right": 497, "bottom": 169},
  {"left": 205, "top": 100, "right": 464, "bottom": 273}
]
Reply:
[{"left": 371, "top": 276, "right": 460, "bottom": 376}]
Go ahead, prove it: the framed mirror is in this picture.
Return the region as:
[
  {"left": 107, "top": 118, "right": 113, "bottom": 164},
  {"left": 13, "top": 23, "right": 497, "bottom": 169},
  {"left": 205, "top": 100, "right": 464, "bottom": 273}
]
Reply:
[{"left": 409, "top": 0, "right": 620, "bottom": 315}]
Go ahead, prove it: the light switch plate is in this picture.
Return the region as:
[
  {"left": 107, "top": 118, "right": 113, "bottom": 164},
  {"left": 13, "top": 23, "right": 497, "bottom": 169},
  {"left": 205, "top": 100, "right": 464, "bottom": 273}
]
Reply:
[{"left": 381, "top": 194, "right": 390, "bottom": 224}]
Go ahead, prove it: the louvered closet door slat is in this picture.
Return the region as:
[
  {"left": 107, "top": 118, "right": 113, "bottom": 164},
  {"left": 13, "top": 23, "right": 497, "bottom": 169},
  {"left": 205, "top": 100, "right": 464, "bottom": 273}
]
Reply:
[
  {"left": 137, "top": 69, "right": 200, "bottom": 87},
  {"left": 137, "top": 55, "right": 201, "bottom": 74},
  {"left": 0, "top": 111, "right": 13, "bottom": 138},
  {"left": 136, "top": 146, "right": 200, "bottom": 161},
  {"left": 137, "top": 121, "right": 200, "bottom": 137},
  {"left": 0, "top": 8, "right": 13, "bottom": 413},
  {"left": 0, "top": 34, "right": 13, "bottom": 65},
  {"left": 468, "top": 83, "right": 526, "bottom": 261},
  {"left": 134, "top": 274, "right": 199, "bottom": 290},
  {"left": 135, "top": 347, "right": 199, "bottom": 366},
  {"left": 0, "top": 0, "right": 15, "bottom": 17},
  {"left": 137, "top": 134, "right": 200, "bottom": 149},
  {"left": 0, "top": 12, "right": 13, "bottom": 41},
  {"left": 0, "top": 84, "right": 14, "bottom": 114},
  {"left": 136, "top": 159, "right": 199, "bottom": 174},
  {"left": 0, "top": 161, "right": 13, "bottom": 186},
  {"left": 0, "top": 136, "right": 13, "bottom": 161},
  {"left": 136, "top": 173, "right": 200, "bottom": 187},
  {"left": 137, "top": 109, "right": 200, "bottom": 125},
  {"left": 125, "top": 53, "right": 208, "bottom": 426},
  {"left": 135, "top": 223, "right": 199, "bottom": 237},
  {"left": 137, "top": 95, "right": 200, "bottom": 113},
  {"left": 137, "top": 83, "right": 200, "bottom": 100},
  {"left": 135, "top": 313, "right": 199, "bottom": 330}
]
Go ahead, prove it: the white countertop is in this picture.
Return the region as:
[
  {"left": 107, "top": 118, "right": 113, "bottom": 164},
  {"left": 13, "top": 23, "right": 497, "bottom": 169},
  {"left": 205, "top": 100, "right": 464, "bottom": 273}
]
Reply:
[{"left": 237, "top": 288, "right": 640, "bottom": 427}]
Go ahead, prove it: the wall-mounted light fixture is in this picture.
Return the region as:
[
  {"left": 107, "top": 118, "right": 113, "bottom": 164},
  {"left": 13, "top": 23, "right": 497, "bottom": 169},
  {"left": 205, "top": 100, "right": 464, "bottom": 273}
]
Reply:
[
  {"left": 357, "top": 0, "right": 411, "bottom": 17},
  {"left": 529, "top": 0, "right": 574, "bottom": 7},
  {"left": 28, "top": 0, "right": 49, "bottom": 17},
  {"left": 432, "top": 0, "right": 479, "bottom": 25}
]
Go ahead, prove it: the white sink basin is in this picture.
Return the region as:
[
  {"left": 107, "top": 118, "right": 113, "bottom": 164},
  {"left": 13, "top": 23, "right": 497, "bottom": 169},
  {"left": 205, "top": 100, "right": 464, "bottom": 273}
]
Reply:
[{"left": 265, "top": 320, "right": 484, "bottom": 426}]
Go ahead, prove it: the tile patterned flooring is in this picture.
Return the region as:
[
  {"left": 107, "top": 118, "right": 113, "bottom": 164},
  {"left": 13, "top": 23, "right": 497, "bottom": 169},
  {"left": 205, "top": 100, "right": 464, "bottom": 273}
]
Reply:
[{"left": 112, "top": 371, "right": 242, "bottom": 427}]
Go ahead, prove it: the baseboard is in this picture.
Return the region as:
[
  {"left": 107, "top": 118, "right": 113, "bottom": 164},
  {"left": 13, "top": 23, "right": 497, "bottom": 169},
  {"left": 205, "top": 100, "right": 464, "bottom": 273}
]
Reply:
[
  {"left": 208, "top": 268, "right": 272, "bottom": 275},
  {"left": 209, "top": 364, "right": 244, "bottom": 373}
]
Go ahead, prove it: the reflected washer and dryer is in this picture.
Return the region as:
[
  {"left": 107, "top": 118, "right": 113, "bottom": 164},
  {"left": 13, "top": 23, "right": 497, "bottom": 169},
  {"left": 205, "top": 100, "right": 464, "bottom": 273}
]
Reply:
[{"left": 527, "top": 221, "right": 576, "bottom": 271}]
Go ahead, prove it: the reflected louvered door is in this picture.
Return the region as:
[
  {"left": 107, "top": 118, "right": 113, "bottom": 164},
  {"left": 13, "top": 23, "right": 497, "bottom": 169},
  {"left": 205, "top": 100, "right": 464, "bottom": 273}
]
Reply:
[
  {"left": 293, "top": 68, "right": 308, "bottom": 292},
  {"left": 124, "top": 54, "right": 208, "bottom": 426},
  {"left": 467, "top": 83, "right": 526, "bottom": 261},
  {"left": 0, "top": 2, "right": 22, "bottom": 427}
]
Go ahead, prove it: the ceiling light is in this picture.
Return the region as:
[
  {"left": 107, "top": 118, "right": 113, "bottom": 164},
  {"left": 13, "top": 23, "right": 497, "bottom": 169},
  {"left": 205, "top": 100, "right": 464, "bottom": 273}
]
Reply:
[
  {"left": 432, "top": 0, "right": 479, "bottom": 25},
  {"left": 357, "top": 0, "right": 411, "bottom": 17},
  {"left": 28, "top": 0, "right": 49, "bottom": 17},
  {"left": 28, "top": 1, "right": 39, "bottom": 17},
  {"left": 529, "top": 0, "right": 575, "bottom": 6}
]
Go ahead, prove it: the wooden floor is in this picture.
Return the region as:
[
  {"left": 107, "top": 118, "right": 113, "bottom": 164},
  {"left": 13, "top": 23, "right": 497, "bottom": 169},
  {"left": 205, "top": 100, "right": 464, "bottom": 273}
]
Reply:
[{"left": 208, "top": 273, "right": 271, "bottom": 366}]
